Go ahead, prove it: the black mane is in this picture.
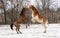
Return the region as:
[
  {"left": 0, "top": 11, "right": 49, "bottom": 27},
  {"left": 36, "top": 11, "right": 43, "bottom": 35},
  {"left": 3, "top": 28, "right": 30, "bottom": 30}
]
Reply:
[{"left": 20, "top": 8, "right": 26, "bottom": 15}]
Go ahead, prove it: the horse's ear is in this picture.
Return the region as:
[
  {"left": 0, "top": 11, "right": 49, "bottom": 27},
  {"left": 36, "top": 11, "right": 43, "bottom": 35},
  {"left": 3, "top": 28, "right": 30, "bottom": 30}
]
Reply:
[
  {"left": 28, "top": 5, "right": 31, "bottom": 8},
  {"left": 29, "top": 5, "right": 34, "bottom": 8},
  {"left": 28, "top": 6, "right": 31, "bottom": 8},
  {"left": 29, "top": 5, "right": 32, "bottom": 7}
]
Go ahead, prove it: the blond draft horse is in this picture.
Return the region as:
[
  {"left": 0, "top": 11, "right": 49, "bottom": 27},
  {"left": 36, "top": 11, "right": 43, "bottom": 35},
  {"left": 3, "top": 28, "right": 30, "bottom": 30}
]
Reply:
[
  {"left": 28, "top": 5, "right": 48, "bottom": 33},
  {"left": 10, "top": 8, "right": 29, "bottom": 34}
]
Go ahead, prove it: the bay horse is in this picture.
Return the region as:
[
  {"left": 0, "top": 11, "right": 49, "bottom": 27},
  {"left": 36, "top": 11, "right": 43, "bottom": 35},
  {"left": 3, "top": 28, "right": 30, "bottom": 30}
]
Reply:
[
  {"left": 28, "top": 5, "right": 48, "bottom": 33},
  {"left": 10, "top": 8, "right": 29, "bottom": 34}
]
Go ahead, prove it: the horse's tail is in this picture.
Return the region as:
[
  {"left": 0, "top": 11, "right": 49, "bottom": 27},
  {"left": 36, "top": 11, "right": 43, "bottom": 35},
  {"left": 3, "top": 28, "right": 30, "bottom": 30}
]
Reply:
[{"left": 10, "top": 23, "right": 14, "bottom": 30}]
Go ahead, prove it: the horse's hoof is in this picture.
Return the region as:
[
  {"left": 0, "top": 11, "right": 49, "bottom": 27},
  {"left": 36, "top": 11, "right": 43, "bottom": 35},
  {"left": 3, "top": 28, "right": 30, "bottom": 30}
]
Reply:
[
  {"left": 20, "top": 32, "right": 22, "bottom": 34},
  {"left": 44, "top": 31, "right": 46, "bottom": 33},
  {"left": 17, "top": 32, "right": 19, "bottom": 34},
  {"left": 26, "top": 26, "right": 28, "bottom": 28}
]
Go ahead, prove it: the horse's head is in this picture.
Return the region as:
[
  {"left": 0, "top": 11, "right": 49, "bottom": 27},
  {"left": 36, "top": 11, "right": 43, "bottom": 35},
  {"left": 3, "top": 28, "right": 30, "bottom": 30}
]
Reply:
[
  {"left": 27, "top": 5, "right": 32, "bottom": 8},
  {"left": 27, "top": 5, "right": 36, "bottom": 10}
]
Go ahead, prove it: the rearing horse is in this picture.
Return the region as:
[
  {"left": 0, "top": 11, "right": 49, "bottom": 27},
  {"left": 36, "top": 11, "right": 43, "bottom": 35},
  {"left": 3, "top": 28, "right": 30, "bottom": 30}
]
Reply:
[
  {"left": 28, "top": 5, "right": 48, "bottom": 33},
  {"left": 10, "top": 8, "right": 29, "bottom": 34}
]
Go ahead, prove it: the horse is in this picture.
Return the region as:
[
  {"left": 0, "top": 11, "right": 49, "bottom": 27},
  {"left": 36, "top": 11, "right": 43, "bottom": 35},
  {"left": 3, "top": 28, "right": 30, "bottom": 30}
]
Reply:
[
  {"left": 28, "top": 5, "right": 48, "bottom": 33},
  {"left": 10, "top": 8, "right": 29, "bottom": 34}
]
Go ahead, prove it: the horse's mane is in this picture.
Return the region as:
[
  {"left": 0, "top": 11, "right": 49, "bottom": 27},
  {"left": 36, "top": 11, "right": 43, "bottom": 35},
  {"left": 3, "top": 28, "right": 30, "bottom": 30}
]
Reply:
[
  {"left": 20, "top": 8, "right": 26, "bottom": 15},
  {"left": 29, "top": 5, "right": 41, "bottom": 16},
  {"left": 29, "top": 5, "right": 40, "bottom": 14}
]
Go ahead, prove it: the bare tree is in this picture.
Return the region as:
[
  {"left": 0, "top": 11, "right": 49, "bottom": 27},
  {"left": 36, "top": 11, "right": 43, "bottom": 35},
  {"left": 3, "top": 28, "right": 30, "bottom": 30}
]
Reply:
[{"left": 1, "top": 0, "right": 7, "bottom": 24}]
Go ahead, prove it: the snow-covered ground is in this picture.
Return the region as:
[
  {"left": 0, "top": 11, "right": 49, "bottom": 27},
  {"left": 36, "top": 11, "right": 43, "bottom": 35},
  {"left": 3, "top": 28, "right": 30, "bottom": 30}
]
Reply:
[{"left": 0, "top": 24, "right": 60, "bottom": 38}]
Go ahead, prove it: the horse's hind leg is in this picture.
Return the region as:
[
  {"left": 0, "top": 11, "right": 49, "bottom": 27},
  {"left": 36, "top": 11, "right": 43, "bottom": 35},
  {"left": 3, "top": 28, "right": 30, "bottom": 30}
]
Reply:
[
  {"left": 44, "top": 24, "right": 46, "bottom": 33},
  {"left": 26, "top": 24, "right": 28, "bottom": 28},
  {"left": 25, "top": 22, "right": 28, "bottom": 28},
  {"left": 26, "top": 23, "right": 30, "bottom": 28},
  {"left": 43, "top": 18, "right": 48, "bottom": 33},
  {"left": 14, "top": 24, "right": 19, "bottom": 34},
  {"left": 17, "top": 25, "right": 22, "bottom": 34},
  {"left": 16, "top": 27, "right": 19, "bottom": 34},
  {"left": 26, "top": 22, "right": 30, "bottom": 28},
  {"left": 15, "top": 25, "right": 21, "bottom": 34},
  {"left": 43, "top": 22, "right": 47, "bottom": 33}
]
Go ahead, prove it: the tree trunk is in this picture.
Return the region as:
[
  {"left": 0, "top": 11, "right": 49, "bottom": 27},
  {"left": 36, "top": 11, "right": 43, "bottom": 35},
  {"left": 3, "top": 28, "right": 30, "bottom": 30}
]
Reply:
[{"left": 1, "top": 0, "right": 7, "bottom": 24}]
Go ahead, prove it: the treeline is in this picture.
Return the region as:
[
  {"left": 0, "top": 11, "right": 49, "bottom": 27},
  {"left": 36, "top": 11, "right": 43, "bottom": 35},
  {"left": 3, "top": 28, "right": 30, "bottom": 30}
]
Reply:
[{"left": 0, "top": 0, "right": 60, "bottom": 24}]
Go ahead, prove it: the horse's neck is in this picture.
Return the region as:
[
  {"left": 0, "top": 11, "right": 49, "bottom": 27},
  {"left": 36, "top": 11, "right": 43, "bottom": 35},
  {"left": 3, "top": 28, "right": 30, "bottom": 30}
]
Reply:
[{"left": 32, "top": 10, "right": 40, "bottom": 16}]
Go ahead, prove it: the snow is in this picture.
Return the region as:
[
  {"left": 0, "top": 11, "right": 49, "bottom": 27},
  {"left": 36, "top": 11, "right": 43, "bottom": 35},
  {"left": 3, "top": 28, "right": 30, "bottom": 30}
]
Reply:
[{"left": 0, "top": 24, "right": 60, "bottom": 38}]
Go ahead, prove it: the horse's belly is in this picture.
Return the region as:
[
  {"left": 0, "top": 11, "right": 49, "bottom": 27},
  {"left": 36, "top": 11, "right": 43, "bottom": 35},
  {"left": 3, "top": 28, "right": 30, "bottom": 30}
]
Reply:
[
  {"left": 32, "top": 15, "right": 43, "bottom": 23},
  {"left": 35, "top": 16, "right": 43, "bottom": 23},
  {"left": 36, "top": 19, "right": 43, "bottom": 23},
  {"left": 32, "top": 16, "right": 43, "bottom": 23}
]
